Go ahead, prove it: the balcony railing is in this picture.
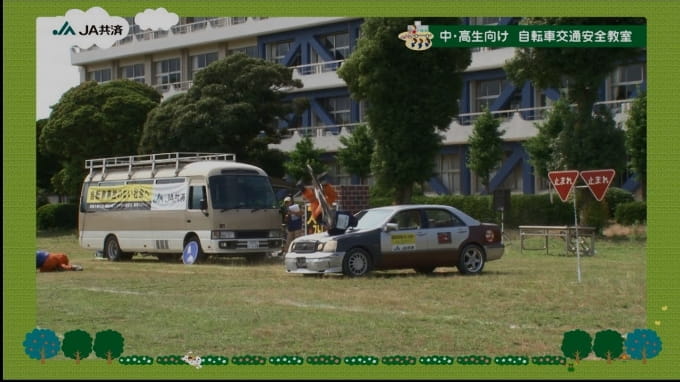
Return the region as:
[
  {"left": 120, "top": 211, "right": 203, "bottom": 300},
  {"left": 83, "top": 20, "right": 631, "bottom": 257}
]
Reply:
[{"left": 291, "top": 60, "right": 344, "bottom": 76}]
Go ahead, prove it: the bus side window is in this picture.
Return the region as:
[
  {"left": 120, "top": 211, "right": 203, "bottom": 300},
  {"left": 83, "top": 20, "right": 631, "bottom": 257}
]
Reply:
[{"left": 189, "top": 186, "right": 206, "bottom": 210}]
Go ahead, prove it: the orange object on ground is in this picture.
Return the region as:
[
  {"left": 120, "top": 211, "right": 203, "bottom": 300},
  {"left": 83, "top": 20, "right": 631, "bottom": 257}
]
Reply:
[{"left": 36, "top": 251, "right": 82, "bottom": 272}]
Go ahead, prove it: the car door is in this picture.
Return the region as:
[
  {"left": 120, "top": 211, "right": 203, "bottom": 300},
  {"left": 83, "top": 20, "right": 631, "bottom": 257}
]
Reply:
[
  {"left": 379, "top": 209, "right": 429, "bottom": 269},
  {"left": 421, "top": 208, "right": 469, "bottom": 266}
]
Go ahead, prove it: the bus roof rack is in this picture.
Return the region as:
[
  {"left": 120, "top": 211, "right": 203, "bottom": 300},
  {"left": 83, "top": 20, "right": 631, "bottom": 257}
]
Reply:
[{"left": 85, "top": 152, "right": 236, "bottom": 180}]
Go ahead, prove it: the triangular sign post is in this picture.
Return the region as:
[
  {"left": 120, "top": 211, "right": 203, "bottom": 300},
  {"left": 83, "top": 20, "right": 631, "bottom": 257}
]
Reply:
[
  {"left": 547, "top": 170, "right": 580, "bottom": 202},
  {"left": 580, "top": 169, "right": 616, "bottom": 201}
]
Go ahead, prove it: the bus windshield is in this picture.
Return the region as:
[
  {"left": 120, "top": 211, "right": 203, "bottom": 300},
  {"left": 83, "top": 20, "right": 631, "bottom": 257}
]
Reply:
[{"left": 209, "top": 174, "right": 277, "bottom": 210}]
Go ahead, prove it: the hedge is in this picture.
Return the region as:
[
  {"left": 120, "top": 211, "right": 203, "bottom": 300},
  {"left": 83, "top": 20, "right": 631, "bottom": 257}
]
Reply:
[
  {"left": 615, "top": 201, "right": 646, "bottom": 225},
  {"left": 36, "top": 203, "right": 78, "bottom": 230}
]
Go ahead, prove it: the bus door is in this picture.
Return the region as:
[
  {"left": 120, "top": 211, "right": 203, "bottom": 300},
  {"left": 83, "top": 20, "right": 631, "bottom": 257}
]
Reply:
[{"left": 185, "top": 183, "right": 211, "bottom": 248}]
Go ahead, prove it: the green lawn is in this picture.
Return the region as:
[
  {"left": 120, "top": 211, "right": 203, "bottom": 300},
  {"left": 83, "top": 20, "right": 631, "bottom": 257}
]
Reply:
[{"left": 36, "top": 229, "right": 645, "bottom": 360}]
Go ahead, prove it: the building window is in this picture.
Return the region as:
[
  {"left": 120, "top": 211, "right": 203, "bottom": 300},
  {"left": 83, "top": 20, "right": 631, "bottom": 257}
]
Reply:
[
  {"left": 319, "top": 31, "right": 350, "bottom": 60},
  {"left": 475, "top": 79, "right": 504, "bottom": 112},
  {"left": 229, "top": 46, "right": 258, "bottom": 58},
  {"left": 120, "top": 63, "right": 145, "bottom": 83},
  {"left": 230, "top": 17, "right": 248, "bottom": 25},
  {"left": 469, "top": 17, "right": 503, "bottom": 25},
  {"left": 434, "top": 154, "right": 461, "bottom": 194},
  {"left": 266, "top": 40, "right": 294, "bottom": 65},
  {"left": 190, "top": 52, "right": 218, "bottom": 79},
  {"left": 155, "top": 58, "right": 181, "bottom": 85},
  {"left": 88, "top": 68, "right": 112, "bottom": 83},
  {"left": 611, "top": 63, "right": 644, "bottom": 100},
  {"left": 314, "top": 96, "right": 351, "bottom": 127}
]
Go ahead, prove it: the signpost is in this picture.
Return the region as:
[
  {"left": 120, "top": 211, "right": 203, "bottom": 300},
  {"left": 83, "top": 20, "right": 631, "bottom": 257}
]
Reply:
[{"left": 547, "top": 169, "right": 616, "bottom": 283}]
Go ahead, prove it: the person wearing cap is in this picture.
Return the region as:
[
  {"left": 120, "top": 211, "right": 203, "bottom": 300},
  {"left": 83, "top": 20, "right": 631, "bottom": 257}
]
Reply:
[
  {"left": 36, "top": 250, "right": 83, "bottom": 272},
  {"left": 282, "top": 196, "right": 304, "bottom": 255}
]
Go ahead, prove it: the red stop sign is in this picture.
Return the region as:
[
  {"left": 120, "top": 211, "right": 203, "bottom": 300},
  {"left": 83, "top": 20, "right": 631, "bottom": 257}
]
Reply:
[
  {"left": 580, "top": 169, "right": 616, "bottom": 201},
  {"left": 548, "top": 170, "right": 580, "bottom": 202}
]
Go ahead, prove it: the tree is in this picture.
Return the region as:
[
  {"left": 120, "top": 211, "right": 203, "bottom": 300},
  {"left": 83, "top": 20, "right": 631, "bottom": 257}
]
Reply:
[
  {"left": 36, "top": 119, "right": 62, "bottom": 205},
  {"left": 62, "top": 329, "right": 93, "bottom": 364},
  {"left": 337, "top": 124, "right": 375, "bottom": 184},
  {"left": 467, "top": 108, "right": 504, "bottom": 193},
  {"left": 23, "top": 328, "right": 61, "bottom": 363},
  {"left": 593, "top": 329, "right": 624, "bottom": 364},
  {"left": 625, "top": 91, "right": 646, "bottom": 200},
  {"left": 39, "top": 80, "right": 161, "bottom": 198},
  {"left": 338, "top": 18, "right": 471, "bottom": 204},
  {"left": 283, "top": 136, "right": 326, "bottom": 183},
  {"left": 625, "top": 328, "right": 662, "bottom": 364},
  {"left": 139, "top": 53, "right": 305, "bottom": 165},
  {"left": 561, "top": 329, "right": 592, "bottom": 364},
  {"left": 505, "top": 17, "right": 645, "bottom": 126},
  {"left": 93, "top": 329, "right": 125, "bottom": 364}
]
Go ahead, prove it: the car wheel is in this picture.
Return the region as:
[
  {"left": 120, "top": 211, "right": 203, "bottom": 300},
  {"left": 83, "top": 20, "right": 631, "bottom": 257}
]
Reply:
[
  {"left": 342, "top": 248, "right": 372, "bottom": 277},
  {"left": 414, "top": 267, "right": 436, "bottom": 274},
  {"left": 183, "top": 236, "right": 206, "bottom": 264},
  {"left": 457, "top": 244, "right": 485, "bottom": 275},
  {"left": 104, "top": 235, "right": 132, "bottom": 261}
]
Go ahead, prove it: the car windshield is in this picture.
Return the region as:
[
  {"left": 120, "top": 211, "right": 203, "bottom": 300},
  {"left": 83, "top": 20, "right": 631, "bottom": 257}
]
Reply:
[{"left": 354, "top": 209, "right": 394, "bottom": 230}]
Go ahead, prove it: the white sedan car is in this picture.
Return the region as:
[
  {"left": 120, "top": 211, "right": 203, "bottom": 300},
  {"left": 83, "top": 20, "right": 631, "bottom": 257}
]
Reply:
[{"left": 284, "top": 204, "right": 504, "bottom": 277}]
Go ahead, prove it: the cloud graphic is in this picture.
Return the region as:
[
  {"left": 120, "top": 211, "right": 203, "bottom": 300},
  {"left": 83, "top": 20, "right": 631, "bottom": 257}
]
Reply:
[
  {"left": 135, "top": 8, "right": 179, "bottom": 31},
  {"left": 58, "top": 7, "right": 130, "bottom": 49}
]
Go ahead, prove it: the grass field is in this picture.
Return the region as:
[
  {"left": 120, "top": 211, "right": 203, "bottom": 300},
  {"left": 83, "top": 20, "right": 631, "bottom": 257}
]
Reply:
[{"left": 35, "top": 228, "right": 646, "bottom": 360}]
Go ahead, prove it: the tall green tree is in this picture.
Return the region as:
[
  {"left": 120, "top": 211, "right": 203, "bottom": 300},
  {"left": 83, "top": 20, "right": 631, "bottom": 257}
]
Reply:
[
  {"left": 338, "top": 18, "right": 471, "bottom": 204},
  {"left": 283, "top": 136, "right": 326, "bottom": 183},
  {"left": 61, "top": 329, "right": 93, "bottom": 364},
  {"left": 139, "top": 53, "right": 306, "bottom": 169},
  {"left": 93, "top": 329, "right": 125, "bottom": 364},
  {"left": 337, "top": 124, "right": 375, "bottom": 184},
  {"left": 36, "top": 119, "right": 61, "bottom": 205},
  {"left": 593, "top": 329, "right": 624, "bottom": 364},
  {"left": 467, "top": 108, "right": 504, "bottom": 193},
  {"left": 39, "top": 80, "right": 161, "bottom": 198},
  {"left": 505, "top": 17, "right": 645, "bottom": 125},
  {"left": 625, "top": 91, "right": 646, "bottom": 200},
  {"left": 561, "top": 329, "right": 593, "bottom": 364}
]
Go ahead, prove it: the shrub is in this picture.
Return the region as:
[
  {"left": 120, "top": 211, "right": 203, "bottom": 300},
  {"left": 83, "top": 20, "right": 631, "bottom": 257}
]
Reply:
[
  {"left": 615, "top": 201, "right": 646, "bottom": 225},
  {"left": 604, "top": 187, "right": 634, "bottom": 217},
  {"left": 36, "top": 203, "right": 77, "bottom": 230}
]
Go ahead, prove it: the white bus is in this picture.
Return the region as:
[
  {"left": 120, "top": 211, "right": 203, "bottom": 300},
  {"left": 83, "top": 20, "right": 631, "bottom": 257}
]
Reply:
[{"left": 78, "top": 152, "right": 283, "bottom": 263}]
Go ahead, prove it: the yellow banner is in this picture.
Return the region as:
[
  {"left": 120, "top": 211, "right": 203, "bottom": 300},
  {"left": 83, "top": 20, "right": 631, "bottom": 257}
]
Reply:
[
  {"left": 87, "top": 184, "right": 153, "bottom": 203},
  {"left": 391, "top": 233, "right": 416, "bottom": 245}
]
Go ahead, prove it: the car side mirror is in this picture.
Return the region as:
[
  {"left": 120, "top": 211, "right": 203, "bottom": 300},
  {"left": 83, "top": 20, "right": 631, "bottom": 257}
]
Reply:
[
  {"left": 384, "top": 223, "right": 398, "bottom": 232},
  {"left": 200, "top": 199, "right": 208, "bottom": 214}
]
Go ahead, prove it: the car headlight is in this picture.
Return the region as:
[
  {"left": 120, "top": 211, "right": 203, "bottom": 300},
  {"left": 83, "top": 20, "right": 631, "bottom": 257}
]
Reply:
[
  {"left": 211, "top": 230, "right": 236, "bottom": 239},
  {"left": 317, "top": 240, "right": 337, "bottom": 252}
]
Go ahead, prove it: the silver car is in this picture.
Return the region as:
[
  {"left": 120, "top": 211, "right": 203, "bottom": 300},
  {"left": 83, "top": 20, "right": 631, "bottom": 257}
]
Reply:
[{"left": 284, "top": 204, "right": 504, "bottom": 277}]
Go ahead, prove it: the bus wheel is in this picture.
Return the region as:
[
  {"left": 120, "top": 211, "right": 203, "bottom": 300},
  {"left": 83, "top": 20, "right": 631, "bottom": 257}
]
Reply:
[
  {"left": 104, "top": 235, "right": 131, "bottom": 261},
  {"left": 183, "top": 236, "right": 206, "bottom": 264}
]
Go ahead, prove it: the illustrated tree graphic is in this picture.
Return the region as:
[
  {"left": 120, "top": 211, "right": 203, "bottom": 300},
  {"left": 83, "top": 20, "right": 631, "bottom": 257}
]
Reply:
[
  {"left": 23, "top": 328, "right": 61, "bottom": 363},
  {"left": 625, "top": 328, "right": 662, "bottom": 364},
  {"left": 560, "top": 329, "right": 592, "bottom": 364},
  {"left": 593, "top": 329, "right": 624, "bottom": 363},
  {"left": 93, "top": 329, "right": 125, "bottom": 364},
  {"left": 61, "top": 329, "right": 93, "bottom": 364}
]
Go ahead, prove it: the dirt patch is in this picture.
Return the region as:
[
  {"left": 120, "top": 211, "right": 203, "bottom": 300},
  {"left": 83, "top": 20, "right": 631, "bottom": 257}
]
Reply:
[{"left": 602, "top": 224, "right": 646, "bottom": 238}]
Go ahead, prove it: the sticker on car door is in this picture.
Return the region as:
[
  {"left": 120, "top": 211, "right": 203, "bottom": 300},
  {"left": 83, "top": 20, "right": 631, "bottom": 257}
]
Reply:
[{"left": 391, "top": 233, "right": 416, "bottom": 251}]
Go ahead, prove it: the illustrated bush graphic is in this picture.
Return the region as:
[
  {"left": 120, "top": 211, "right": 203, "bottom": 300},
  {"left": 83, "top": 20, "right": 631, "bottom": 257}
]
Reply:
[
  {"left": 201, "top": 355, "right": 229, "bottom": 365},
  {"left": 593, "top": 329, "right": 624, "bottom": 363},
  {"left": 382, "top": 355, "right": 418, "bottom": 365},
  {"left": 531, "top": 355, "right": 566, "bottom": 365},
  {"left": 625, "top": 328, "right": 662, "bottom": 364},
  {"left": 156, "top": 355, "right": 187, "bottom": 365},
  {"left": 561, "top": 329, "right": 593, "bottom": 363},
  {"left": 418, "top": 355, "right": 453, "bottom": 365},
  {"left": 231, "top": 355, "right": 267, "bottom": 365},
  {"left": 61, "top": 329, "right": 93, "bottom": 364},
  {"left": 456, "top": 355, "right": 492, "bottom": 365},
  {"left": 118, "top": 355, "right": 153, "bottom": 365},
  {"left": 343, "top": 355, "right": 379, "bottom": 365},
  {"left": 306, "top": 355, "right": 342, "bottom": 365},
  {"left": 93, "top": 329, "right": 124, "bottom": 364},
  {"left": 494, "top": 355, "right": 529, "bottom": 365},
  {"left": 268, "top": 355, "right": 304, "bottom": 365},
  {"left": 23, "top": 328, "right": 61, "bottom": 363}
]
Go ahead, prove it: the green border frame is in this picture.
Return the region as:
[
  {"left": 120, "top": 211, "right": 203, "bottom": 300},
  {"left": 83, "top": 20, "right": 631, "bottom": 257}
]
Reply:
[{"left": 4, "top": 0, "right": 678, "bottom": 379}]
